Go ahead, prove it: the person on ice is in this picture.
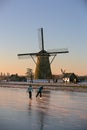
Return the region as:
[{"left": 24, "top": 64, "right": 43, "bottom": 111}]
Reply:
[
  {"left": 27, "top": 84, "right": 33, "bottom": 99},
  {"left": 36, "top": 86, "right": 43, "bottom": 98}
]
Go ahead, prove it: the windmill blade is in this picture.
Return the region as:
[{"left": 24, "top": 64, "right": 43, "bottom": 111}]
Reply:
[
  {"left": 17, "top": 52, "right": 37, "bottom": 59},
  {"left": 61, "top": 69, "right": 66, "bottom": 74},
  {"left": 38, "top": 28, "right": 44, "bottom": 51},
  {"left": 47, "top": 48, "right": 69, "bottom": 55}
]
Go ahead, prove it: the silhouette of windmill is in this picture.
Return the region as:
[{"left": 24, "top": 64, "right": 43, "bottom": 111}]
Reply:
[{"left": 17, "top": 28, "right": 69, "bottom": 79}]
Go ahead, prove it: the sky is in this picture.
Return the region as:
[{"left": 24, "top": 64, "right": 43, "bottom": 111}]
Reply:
[{"left": 0, "top": 0, "right": 87, "bottom": 76}]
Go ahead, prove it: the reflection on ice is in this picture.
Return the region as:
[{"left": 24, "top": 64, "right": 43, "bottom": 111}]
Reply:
[{"left": 0, "top": 87, "right": 87, "bottom": 130}]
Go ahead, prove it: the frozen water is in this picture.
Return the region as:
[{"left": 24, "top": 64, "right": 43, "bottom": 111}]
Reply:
[{"left": 0, "top": 87, "right": 87, "bottom": 130}]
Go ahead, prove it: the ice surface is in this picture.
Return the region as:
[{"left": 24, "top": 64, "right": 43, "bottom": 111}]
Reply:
[{"left": 0, "top": 87, "right": 87, "bottom": 130}]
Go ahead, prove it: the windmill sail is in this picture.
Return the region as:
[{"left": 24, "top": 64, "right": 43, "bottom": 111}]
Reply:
[
  {"left": 38, "top": 28, "right": 44, "bottom": 51},
  {"left": 17, "top": 52, "right": 37, "bottom": 58},
  {"left": 47, "top": 48, "right": 69, "bottom": 55}
]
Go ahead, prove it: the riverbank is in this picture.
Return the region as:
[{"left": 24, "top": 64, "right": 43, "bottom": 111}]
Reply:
[{"left": 0, "top": 81, "right": 87, "bottom": 92}]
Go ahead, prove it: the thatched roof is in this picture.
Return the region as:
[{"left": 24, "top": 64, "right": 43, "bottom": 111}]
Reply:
[{"left": 63, "top": 73, "right": 76, "bottom": 78}]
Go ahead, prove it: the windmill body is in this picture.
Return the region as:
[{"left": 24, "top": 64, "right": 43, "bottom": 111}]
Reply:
[
  {"left": 17, "top": 28, "right": 69, "bottom": 79},
  {"left": 35, "top": 54, "right": 52, "bottom": 79}
]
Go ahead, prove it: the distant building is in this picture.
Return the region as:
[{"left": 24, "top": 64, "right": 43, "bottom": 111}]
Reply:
[
  {"left": 9, "top": 74, "right": 27, "bottom": 82},
  {"left": 63, "top": 73, "right": 78, "bottom": 83}
]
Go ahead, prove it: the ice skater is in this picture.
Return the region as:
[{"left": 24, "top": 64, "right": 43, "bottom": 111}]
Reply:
[
  {"left": 27, "top": 84, "right": 33, "bottom": 99},
  {"left": 36, "top": 86, "right": 43, "bottom": 98}
]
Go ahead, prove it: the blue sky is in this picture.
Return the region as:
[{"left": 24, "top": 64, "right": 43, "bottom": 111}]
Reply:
[{"left": 0, "top": 0, "right": 87, "bottom": 76}]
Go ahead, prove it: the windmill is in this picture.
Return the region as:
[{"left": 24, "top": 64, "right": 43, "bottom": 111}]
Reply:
[
  {"left": 17, "top": 28, "right": 69, "bottom": 79},
  {"left": 61, "top": 69, "right": 66, "bottom": 75}
]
